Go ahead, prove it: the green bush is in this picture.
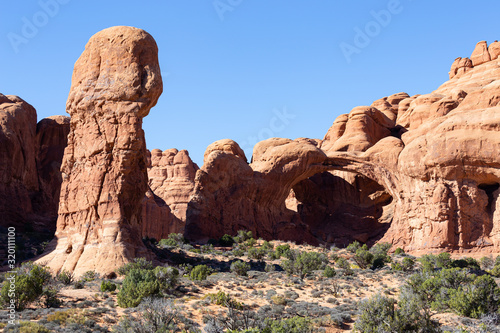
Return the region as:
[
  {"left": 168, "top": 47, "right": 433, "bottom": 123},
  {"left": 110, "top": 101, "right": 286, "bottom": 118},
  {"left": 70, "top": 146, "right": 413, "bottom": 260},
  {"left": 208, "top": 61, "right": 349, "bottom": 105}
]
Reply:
[
  {"left": 200, "top": 244, "right": 214, "bottom": 253},
  {"left": 158, "top": 233, "right": 186, "bottom": 248},
  {"left": 491, "top": 265, "right": 500, "bottom": 277},
  {"left": 451, "top": 257, "right": 480, "bottom": 270},
  {"left": 419, "top": 253, "right": 452, "bottom": 272},
  {"left": 270, "top": 244, "right": 292, "bottom": 259},
  {"left": 207, "top": 291, "right": 243, "bottom": 309},
  {"left": 353, "top": 247, "right": 374, "bottom": 269},
  {"left": 189, "top": 265, "right": 213, "bottom": 281},
  {"left": 394, "top": 247, "right": 405, "bottom": 255},
  {"left": 369, "top": 242, "right": 392, "bottom": 265},
  {"left": 219, "top": 234, "right": 235, "bottom": 247},
  {"left": 0, "top": 262, "right": 52, "bottom": 311},
  {"left": 245, "top": 238, "right": 257, "bottom": 248},
  {"left": 116, "top": 257, "right": 154, "bottom": 276},
  {"left": 262, "top": 316, "right": 313, "bottom": 333},
  {"left": 265, "top": 263, "right": 275, "bottom": 272},
  {"left": 81, "top": 270, "right": 99, "bottom": 281},
  {"left": 100, "top": 280, "right": 117, "bottom": 292},
  {"left": 354, "top": 293, "right": 440, "bottom": 333},
  {"left": 346, "top": 240, "right": 361, "bottom": 253},
  {"left": 323, "top": 266, "right": 336, "bottom": 278},
  {"left": 336, "top": 257, "right": 353, "bottom": 275},
  {"left": 117, "top": 266, "right": 179, "bottom": 308},
  {"left": 261, "top": 241, "right": 274, "bottom": 251},
  {"left": 479, "top": 256, "right": 494, "bottom": 271},
  {"left": 232, "top": 248, "right": 245, "bottom": 257},
  {"left": 281, "top": 251, "right": 327, "bottom": 278},
  {"left": 234, "top": 230, "right": 253, "bottom": 243},
  {"left": 247, "top": 247, "right": 267, "bottom": 260},
  {"left": 56, "top": 270, "right": 74, "bottom": 285},
  {"left": 447, "top": 274, "right": 500, "bottom": 318},
  {"left": 230, "top": 260, "right": 250, "bottom": 276}
]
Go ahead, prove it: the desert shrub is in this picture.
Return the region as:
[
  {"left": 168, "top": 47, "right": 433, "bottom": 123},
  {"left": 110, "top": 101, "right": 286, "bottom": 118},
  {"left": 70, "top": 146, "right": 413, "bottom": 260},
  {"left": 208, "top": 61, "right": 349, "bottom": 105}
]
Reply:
[
  {"left": 323, "top": 266, "right": 336, "bottom": 278},
  {"left": 447, "top": 274, "right": 500, "bottom": 318},
  {"left": 116, "top": 257, "right": 154, "bottom": 276},
  {"left": 113, "top": 297, "right": 181, "bottom": 332},
  {"left": 419, "top": 253, "right": 453, "bottom": 272},
  {"left": 0, "top": 262, "right": 53, "bottom": 311},
  {"left": 190, "top": 264, "right": 213, "bottom": 281},
  {"left": 354, "top": 294, "right": 398, "bottom": 332},
  {"left": 81, "top": 270, "right": 99, "bottom": 281},
  {"left": 354, "top": 293, "right": 440, "bottom": 333},
  {"left": 261, "top": 241, "right": 274, "bottom": 251},
  {"left": 219, "top": 234, "right": 235, "bottom": 247},
  {"left": 73, "top": 279, "right": 85, "bottom": 289},
  {"left": 394, "top": 247, "right": 405, "bottom": 255},
  {"left": 479, "top": 256, "right": 494, "bottom": 271},
  {"left": 281, "top": 251, "right": 327, "bottom": 279},
  {"left": 369, "top": 242, "right": 392, "bottom": 263},
  {"left": 158, "top": 232, "right": 186, "bottom": 248},
  {"left": 117, "top": 266, "right": 179, "bottom": 308},
  {"left": 353, "top": 247, "right": 374, "bottom": 269},
  {"left": 207, "top": 291, "right": 243, "bottom": 309},
  {"left": 491, "top": 265, "right": 500, "bottom": 277},
  {"left": 56, "top": 270, "right": 74, "bottom": 285},
  {"left": 270, "top": 244, "right": 292, "bottom": 259},
  {"left": 335, "top": 257, "right": 353, "bottom": 275},
  {"left": 245, "top": 238, "right": 257, "bottom": 248},
  {"left": 402, "top": 257, "right": 415, "bottom": 271},
  {"left": 247, "top": 247, "right": 267, "bottom": 260},
  {"left": 100, "top": 280, "right": 117, "bottom": 292},
  {"left": 451, "top": 257, "right": 480, "bottom": 270},
  {"left": 346, "top": 240, "right": 361, "bottom": 253},
  {"left": 201, "top": 244, "right": 214, "bottom": 254},
  {"left": 234, "top": 230, "right": 253, "bottom": 244},
  {"left": 231, "top": 260, "right": 250, "bottom": 277},
  {"left": 232, "top": 248, "right": 245, "bottom": 257}
]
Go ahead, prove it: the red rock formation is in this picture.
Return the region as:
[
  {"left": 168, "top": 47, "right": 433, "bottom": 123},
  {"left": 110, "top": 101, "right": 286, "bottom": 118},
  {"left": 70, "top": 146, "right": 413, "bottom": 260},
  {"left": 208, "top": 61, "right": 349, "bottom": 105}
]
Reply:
[
  {"left": 140, "top": 148, "right": 198, "bottom": 240},
  {"left": 0, "top": 94, "right": 38, "bottom": 230},
  {"left": 185, "top": 138, "right": 326, "bottom": 244},
  {"left": 33, "top": 116, "right": 70, "bottom": 231},
  {"left": 38, "top": 26, "right": 163, "bottom": 276},
  {"left": 186, "top": 40, "right": 500, "bottom": 255}
]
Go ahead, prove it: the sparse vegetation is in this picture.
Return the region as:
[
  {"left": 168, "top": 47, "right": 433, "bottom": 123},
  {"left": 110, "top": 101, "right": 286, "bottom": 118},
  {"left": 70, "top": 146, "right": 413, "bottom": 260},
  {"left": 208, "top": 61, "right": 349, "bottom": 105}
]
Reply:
[{"left": 230, "top": 260, "right": 250, "bottom": 276}]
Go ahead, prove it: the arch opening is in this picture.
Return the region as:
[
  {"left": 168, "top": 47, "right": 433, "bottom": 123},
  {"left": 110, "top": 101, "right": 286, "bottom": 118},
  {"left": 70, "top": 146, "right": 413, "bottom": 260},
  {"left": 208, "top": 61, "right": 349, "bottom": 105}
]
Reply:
[{"left": 287, "top": 170, "right": 394, "bottom": 247}]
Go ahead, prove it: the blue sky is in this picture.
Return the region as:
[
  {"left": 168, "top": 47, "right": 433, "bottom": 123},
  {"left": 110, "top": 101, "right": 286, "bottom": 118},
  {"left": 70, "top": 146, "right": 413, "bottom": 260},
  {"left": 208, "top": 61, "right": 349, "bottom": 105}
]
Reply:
[{"left": 1, "top": 1, "right": 499, "bottom": 165}]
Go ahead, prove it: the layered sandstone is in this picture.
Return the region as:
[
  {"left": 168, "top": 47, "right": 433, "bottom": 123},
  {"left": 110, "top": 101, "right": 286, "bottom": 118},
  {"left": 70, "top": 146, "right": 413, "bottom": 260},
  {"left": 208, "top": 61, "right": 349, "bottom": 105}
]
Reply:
[
  {"left": 186, "top": 40, "right": 500, "bottom": 254},
  {"left": 38, "top": 26, "right": 163, "bottom": 276}
]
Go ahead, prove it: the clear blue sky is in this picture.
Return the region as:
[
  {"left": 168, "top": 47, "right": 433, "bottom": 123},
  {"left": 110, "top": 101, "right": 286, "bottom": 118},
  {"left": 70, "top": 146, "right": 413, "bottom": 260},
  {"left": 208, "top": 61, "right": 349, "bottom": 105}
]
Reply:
[{"left": 1, "top": 1, "right": 499, "bottom": 165}]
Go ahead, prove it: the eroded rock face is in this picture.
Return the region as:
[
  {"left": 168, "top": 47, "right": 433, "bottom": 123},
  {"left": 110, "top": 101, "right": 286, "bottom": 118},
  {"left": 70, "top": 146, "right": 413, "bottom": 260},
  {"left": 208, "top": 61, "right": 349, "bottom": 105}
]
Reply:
[
  {"left": 34, "top": 116, "right": 70, "bottom": 230},
  {"left": 141, "top": 148, "right": 198, "bottom": 239},
  {"left": 38, "top": 26, "right": 163, "bottom": 276},
  {"left": 185, "top": 138, "right": 326, "bottom": 244},
  {"left": 0, "top": 94, "right": 38, "bottom": 230}
]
